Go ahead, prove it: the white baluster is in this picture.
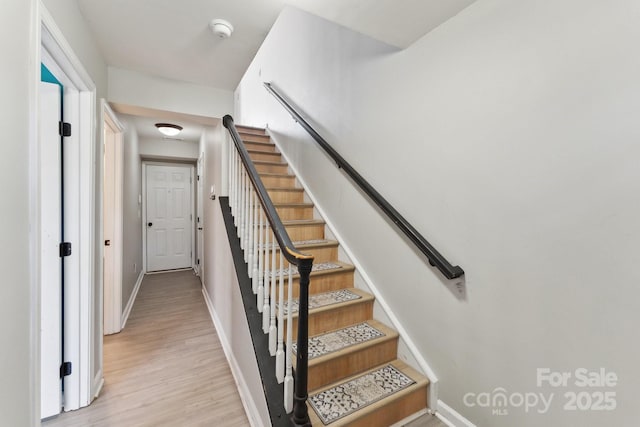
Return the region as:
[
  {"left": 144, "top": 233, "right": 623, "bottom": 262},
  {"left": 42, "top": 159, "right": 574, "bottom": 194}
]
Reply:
[
  {"left": 233, "top": 153, "right": 239, "bottom": 221},
  {"left": 239, "top": 168, "right": 245, "bottom": 247},
  {"left": 244, "top": 171, "right": 250, "bottom": 261},
  {"left": 247, "top": 186, "right": 254, "bottom": 275},
  {"left": 228, "top": 145, "right": 233, "bottom": 215},
  {"left": 275, "top": 250, "right": 285, "bottom": 383},
  {"left": 262, "top": 226, "right": 270, "bottom": 331},
  {"left": 284, "top": 263, "right": 294, "bottom": 413},
  {"left": 257, "top": 209, "right": 264, "bottom": 306},
  {"left": 252, "top": 197, "right": 260, "bottom": 293},
  {"left": 235, "top": 152, "right": 239, "bottom": 215},
  {"left": 245, "top": 170, "right": 249, "bottom": 247},
  {"left": 269, "top": 234, "right": 277, "bottom": 356},
  {"left": 236, "top": 157, "right": 244, "bottom": 227}
]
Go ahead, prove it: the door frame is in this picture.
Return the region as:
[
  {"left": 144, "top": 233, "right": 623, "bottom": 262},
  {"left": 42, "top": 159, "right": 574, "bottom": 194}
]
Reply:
[
  {"left": 102, "top": 101, "right": 124, "bottom": 335},
  {"left": 33, "top": 3, "right": 98, "bottom": 416},
  {"left": 142, "top": 161, "right": 196, "bottom": 273},
  {"left": 196, "top": 152, "right": 204, "bottom": 278}
]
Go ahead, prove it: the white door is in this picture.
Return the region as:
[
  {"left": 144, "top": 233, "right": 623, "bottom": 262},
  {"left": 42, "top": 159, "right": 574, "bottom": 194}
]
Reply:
[
  {"left": 196, "top": 154, "right": 204, "bottom": 278},
  {"left": 40, "top": 81, "right": 62, "bottom": 418},
  {"left": 146, "top": 165, "right": 193, "bottom": 272}
]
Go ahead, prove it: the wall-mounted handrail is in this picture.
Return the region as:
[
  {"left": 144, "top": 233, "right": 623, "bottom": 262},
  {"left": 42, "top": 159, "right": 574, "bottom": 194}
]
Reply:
[
  {"left": 263, "top": 82, "right": 464, "bottom": 280},
  {"left": 223, "top": 114, "right": 313, "bottom": 427}
]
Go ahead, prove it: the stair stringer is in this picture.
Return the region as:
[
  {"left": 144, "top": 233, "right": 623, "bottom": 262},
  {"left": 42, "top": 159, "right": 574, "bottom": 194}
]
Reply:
[{"left": 265, "top": 128, "right": 441, "bottom": 413}]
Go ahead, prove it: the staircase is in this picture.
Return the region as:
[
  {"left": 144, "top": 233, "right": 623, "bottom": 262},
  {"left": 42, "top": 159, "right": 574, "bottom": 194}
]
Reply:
[{"left": 237, "top": 124, "right": 429, "bottom": 426}]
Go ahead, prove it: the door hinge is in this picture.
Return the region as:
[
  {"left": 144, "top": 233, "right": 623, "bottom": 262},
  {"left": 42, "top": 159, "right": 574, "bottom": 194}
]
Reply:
[
  {"left": 197, "top": 259, "right": 200, "bottom": 265},
  {"left": 59, "top": 121, "right": 72, "bottom": 137},
  {"left": 60, "top": 361, "right": 72, "bottom": 378},
  {"left": 59, "top": 242, "right": 72, "bottom": 257},
  {"left": 197, "top": 175, "right": 200, "bottom": 181}
]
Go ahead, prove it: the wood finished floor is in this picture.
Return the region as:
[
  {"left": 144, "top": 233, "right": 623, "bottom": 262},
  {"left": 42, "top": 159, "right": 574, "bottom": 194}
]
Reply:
[
  {"left": 403, "top": 414, "right": 447, "bottom": 427},
  {"left": 43, "top": 270, "right": 249, "bottom": 427}
]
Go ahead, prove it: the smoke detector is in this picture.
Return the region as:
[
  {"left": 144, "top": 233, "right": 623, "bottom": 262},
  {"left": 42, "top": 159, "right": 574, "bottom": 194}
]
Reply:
[{"left": 209, "top": 19, "right": 234, "bottom": 39}]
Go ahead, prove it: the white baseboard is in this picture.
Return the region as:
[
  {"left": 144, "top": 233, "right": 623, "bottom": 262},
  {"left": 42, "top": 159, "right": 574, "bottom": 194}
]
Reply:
[
  {"left": 390, "top": 408, "right": 428, "bottom": 427},
  {"left": 201, "top": 285, "right": 265, "bottom": 427},
  {"left": 91, "top": 369, "right": 104, "bottom": 404},
  {"left": 267, "top": 129, "right": 440, "bottom": 408},
  {"left": 93, "top": 376, "right": 105, "bottom": 400},
  {"left": 436, "top": 400, "right": 476, "bottom": 427},
  {"left": 121, "top": 270, "right": 144, "bottom": 329}
]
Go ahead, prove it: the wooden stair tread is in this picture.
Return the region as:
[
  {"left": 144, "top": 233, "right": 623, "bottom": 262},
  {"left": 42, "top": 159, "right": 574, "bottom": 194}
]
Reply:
[
  {"left": 270, "top": 261, "right": 354, "bottom": 279},
  {"left": 308, "top": 261, "right": 353, "bottom": 278},
  {"left": 241, "top": 134, "right": 271, "bottom": 140},
  {"left": 266, "top": 239, "right": 338, "bottom": 251},
  {"left": 258, "top": 171, "right": 295, "bottom": 178},
  {"left": 254, "top": 160, "right": 287, "bottom": 166},
  {"left": 278, "top": 288, "right": 371, "bottom": 317},
  {"left": 265, "top": 186, "right": 302, "bottom": 192},
  {"left": 248, "top": 149, "right": 280, "bottom": 156},
  {"left": 307, "top": 359, "right": 429, "bottom": 427},
  {"left": 243, "top": 139, "right": 273, "bottom": 148},
  {"left": 240, "top": 131, "right": 269, "bottom": 137},
  {"left": 272, "top": 202, "right": 314, "bottom": 208},
  {"left": 235, "top": 125, "right": 265, "bottom": 135},
  {"left": 294, "top": 239, "right": 338, "bottom": 249},
  {"left": 281, "top": 219, "right": 324, "bottom": 225},
  {"left": 293, "top": 319, "right": 398, "bottom": 366}
]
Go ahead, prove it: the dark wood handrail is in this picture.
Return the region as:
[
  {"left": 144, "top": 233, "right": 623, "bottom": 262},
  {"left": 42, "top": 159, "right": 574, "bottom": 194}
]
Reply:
[
  {"left": 263, "top": 82, "right": 464, "bottom": 280},
  {"left": 223, "top": 114, "right": 313, "bottom": 427},
  {"left": 223, "top": 114, "right": 313, "bottom": 265}
]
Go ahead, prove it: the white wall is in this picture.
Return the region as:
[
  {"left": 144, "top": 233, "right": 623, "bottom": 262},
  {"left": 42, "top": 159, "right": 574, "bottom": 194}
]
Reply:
[
  {"left": 0, "top": 0, "right": 37, "bottom": 424},
  {"left": 236, "top": 4, "right": 640, "bottom": 426},
  {"left": 200, "top": 126, "right": 271, "bottom": 426},
  {"left": 108, "top": 67, "right": 234, "bottom": 119},
  {"left": 119, "top": 116, "right": 143, "bottom": 310},
  {"left": 41, "top": 0, "right": 109, "bottom": 389},
  {"left": 139, "top": 137, "right": 199, "bottom": 161}
]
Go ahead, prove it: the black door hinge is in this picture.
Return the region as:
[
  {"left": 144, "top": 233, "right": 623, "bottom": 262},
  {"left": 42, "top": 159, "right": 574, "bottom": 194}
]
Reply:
[
  {"left": 60, "top": 361, "right": 72, "bottom": 378},
  {"left": 197, "top": 259, "right": 200, "bottom": 265},
  {"left": 60, "top": 242, "right": 72, "bottom": 257},
  {"left": 59, "top": 121, "right": 72, "bottom": 137}
]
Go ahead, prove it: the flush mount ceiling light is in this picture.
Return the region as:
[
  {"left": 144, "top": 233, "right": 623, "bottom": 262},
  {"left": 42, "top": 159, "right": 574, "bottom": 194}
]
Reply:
[
  {"left": 209, "top": 18, "right": 234, "bottom": 39},
  {"left": 155, "top": 123, "right": 183, "bottom": 137}
]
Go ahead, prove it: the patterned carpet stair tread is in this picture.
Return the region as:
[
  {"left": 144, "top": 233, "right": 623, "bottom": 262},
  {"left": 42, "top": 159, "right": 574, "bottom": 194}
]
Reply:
[
  {"left": 308, "top": 364, "right": 416, "bottom": 425},
  {"left": 269, "top": 261, "right": 343, "bottom": 278},
  {"left": 277, "top": 289, "right": 362, "bottom": 315},
  {"left": 291, "top": 322, "right": 385, "bottom": 359}
]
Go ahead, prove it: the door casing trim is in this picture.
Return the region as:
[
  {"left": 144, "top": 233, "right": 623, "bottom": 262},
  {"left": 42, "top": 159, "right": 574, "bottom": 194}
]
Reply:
[
  {"left": 102, "top": 100, "right": 124, "bottom": 336},
  {"left": 142, "top": 161, "right": 196, "bottom": 273}
]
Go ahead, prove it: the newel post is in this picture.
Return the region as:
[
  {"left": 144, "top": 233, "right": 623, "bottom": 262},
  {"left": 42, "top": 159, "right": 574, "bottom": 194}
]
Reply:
[{"left": 291, "top": 258, "right": 313, "bottom": 427}]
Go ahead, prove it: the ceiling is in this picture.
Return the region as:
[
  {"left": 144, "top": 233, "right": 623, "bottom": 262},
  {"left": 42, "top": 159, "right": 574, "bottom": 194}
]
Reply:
[
  {"left": 121, "top": 115, "right": 204, "bottom": 142},
  {"left": 78, "top": 0, "right": 478, "bottom": 92},
  {"left": 80, "top": 0, "right": 477, "bottom": 140},
  {"left": 110, "top": 103, "right": 217, "bottom": 142}
]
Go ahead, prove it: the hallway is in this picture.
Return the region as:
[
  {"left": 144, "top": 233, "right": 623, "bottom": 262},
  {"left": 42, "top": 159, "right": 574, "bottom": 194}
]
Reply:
[{"left": 43, "top": 270, "right": 249, "bottom": 427}]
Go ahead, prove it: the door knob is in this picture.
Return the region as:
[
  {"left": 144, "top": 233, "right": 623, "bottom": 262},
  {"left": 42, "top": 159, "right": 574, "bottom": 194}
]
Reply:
[{"left": 148, "top": 222, "right": 153, "bottom": 227}]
